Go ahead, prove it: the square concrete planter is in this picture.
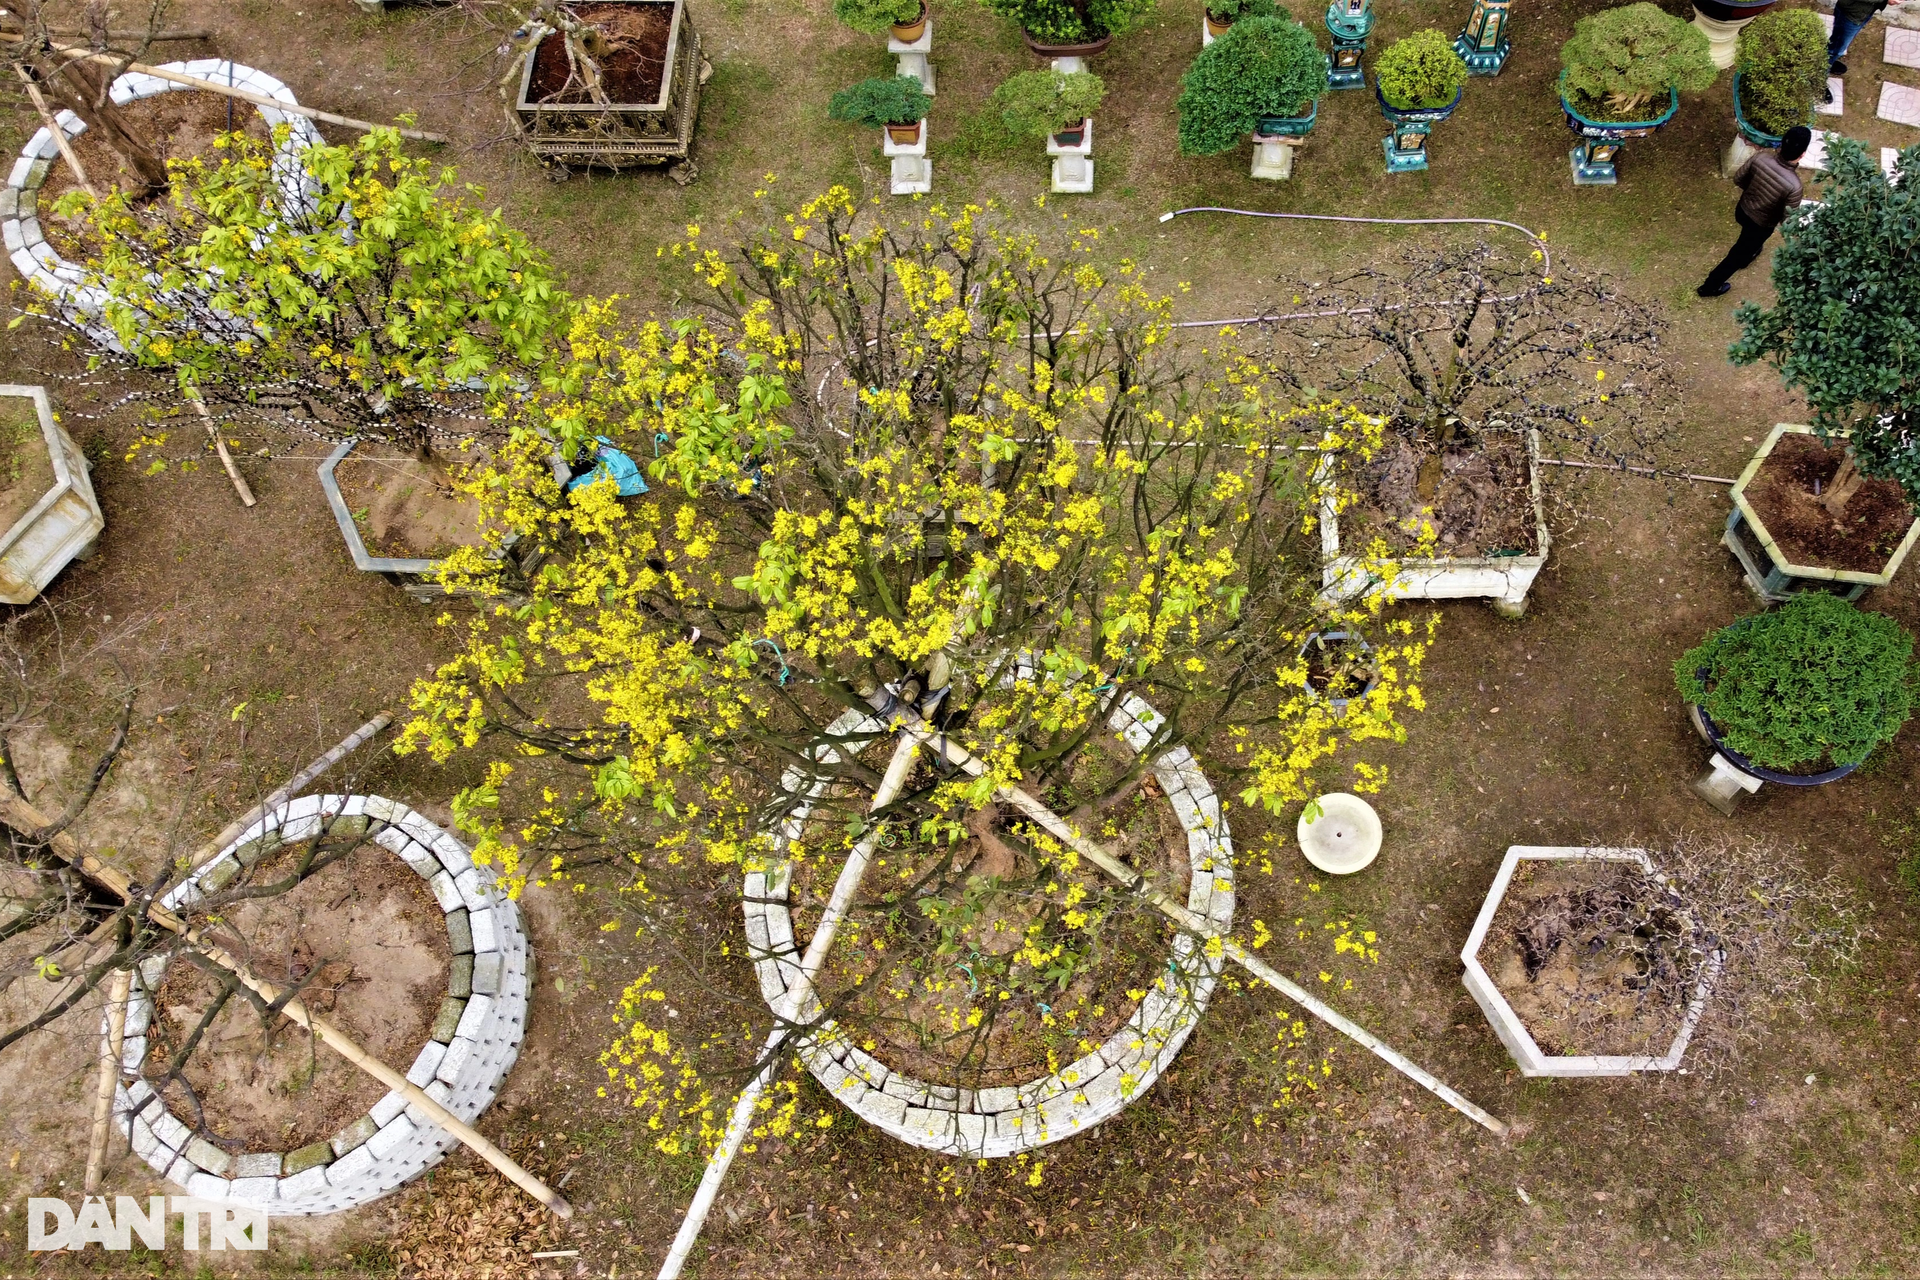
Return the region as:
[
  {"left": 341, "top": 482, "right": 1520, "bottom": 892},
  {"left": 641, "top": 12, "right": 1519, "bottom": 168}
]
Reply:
[
  {"left": 513, "top": 0, "right": 704, "bottom": 173},
  {"left": 1461, "top": 845, "right": 1721, "bottom": 1077},
  {"left": 1320, "top": 429, "right": 1549, "bottom": 618},
  {"left": 0, "top": 384, "right": 101, "bottom": 603},
  {"left": 1723, "top": 423, "right": 1920, "bottom": 603}
]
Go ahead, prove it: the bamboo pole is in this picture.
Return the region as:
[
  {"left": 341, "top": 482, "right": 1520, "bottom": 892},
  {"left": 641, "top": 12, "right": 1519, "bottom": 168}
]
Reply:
[
  {"left": 13, "top": 65, "right": 96, "bottom": 198},
  {"left": 187, "top": 393, "right": 256, "bottom": 508},
  {"left": 182, "top": 710, "right": 393, "bottom": 875},
  {"left": 0, "top": 792, "right": 571, "bottom": 1218},
  {"left": 900, "top": 722, "right": 1512, "bottom": 1138},
  {"left": 657, "top": 733, "right": 921, "bottom": 1280},
  {"left": 82, "top": 967, "right": 131, "bottom": 1194},
  {"left": 0, "top": 36, "right": 451, "bottom": 144}
]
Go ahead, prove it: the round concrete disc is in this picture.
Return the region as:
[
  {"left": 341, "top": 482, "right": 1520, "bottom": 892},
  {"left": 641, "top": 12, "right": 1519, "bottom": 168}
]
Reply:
[{"left": 1296, "top": 792, "right": 1383, "bottom": 875}]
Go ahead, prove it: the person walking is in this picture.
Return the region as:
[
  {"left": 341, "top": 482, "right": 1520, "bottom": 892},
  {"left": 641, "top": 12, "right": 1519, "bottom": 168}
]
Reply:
[
  {"left": 1697, "top": 125, "right": 1809, "bottom": 298},
  {"left": 1825, "top": 0, "right": 1908, "bottom": 103}
]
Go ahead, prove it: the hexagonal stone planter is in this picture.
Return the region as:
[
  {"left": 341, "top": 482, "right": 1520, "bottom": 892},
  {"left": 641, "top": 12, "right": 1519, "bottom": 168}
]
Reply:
[
  {"left": 744, "top": 691, "right": 1233, "bottom": 1157},
  {"left": 111, "top": 795, "right": 529, "bottom": 1214},
  {"left": 1461, "top": 846, "right": 1720, "bottom": 1077},
  {"left": 1724, "top": 424, "right": 1920, "bottom": 603},
  {"left": 0, "top": 384, "right": 101, "bottom": 603}
]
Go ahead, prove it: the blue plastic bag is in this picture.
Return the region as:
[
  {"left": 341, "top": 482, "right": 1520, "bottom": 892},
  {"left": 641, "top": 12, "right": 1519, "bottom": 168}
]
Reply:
[{"left": 565, "top": 437, "right": 648, "bottom": 497}]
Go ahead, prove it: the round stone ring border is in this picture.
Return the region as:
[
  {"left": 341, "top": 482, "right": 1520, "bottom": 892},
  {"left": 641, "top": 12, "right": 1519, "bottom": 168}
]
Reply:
[
  {"left": 743, "top": 692, "right": 1234, "bottom": 1158},
  {"left": 2, "top": 61, "right": 321, "bottom": 324},
  {"left": 110, "top": 794, "right": 530, "bottom": 1215}
]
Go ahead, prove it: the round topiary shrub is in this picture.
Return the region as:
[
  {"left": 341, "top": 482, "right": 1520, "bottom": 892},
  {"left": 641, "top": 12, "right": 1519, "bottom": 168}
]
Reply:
[
  {"left": 1560, "top": 2, "right": 1715, "bottom": 123},
  {"left": 1177, "top": 13, "right": 1324, "bottom": 156},
  {"left": 981, "top": 0, "right": 1158, "bottom": 44},
  {"left": 1675, "top": 594, "right": 1917, "bottom": 773},
  {"left": 828, "top": 75, "right": 933, "bottom": 128},
  {"left": 1375, "top": 28, "right": 1469, "bottom": 110},
  {"left": 990, "top": 69, "right": 1107, "bottom": 138},
  {"left": 1736, "top": 9, "right": 1830, "bottom": 138},
  {"left": 833, "top": 0, "right": 923, "bottom": 35}
]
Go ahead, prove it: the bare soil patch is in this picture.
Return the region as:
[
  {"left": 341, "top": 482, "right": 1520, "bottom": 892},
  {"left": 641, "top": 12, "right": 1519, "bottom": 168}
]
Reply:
[
  {"left": 143, "top": 842, "right": 449, "bottom": 1153},
  {"left": 0, "top": 398, "right": 51, "bottom": 534},
  {"left": 1743, "top": 431, "right": 1915, "bottom": 573},
  {"left": 1484, "top": 858, "right": 1703, "bottom": 1058},
  {"left": 1350, "top": 431, "right": 1535, "bottom": 558},
  {"left": 332, "top": 443, "right": 486, "bottom": 560},
  {"left": 528, "top": 2, "right": 675, "bottom": 105}
]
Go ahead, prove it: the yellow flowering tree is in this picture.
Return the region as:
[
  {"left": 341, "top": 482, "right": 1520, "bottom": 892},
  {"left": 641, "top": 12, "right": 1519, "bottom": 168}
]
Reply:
[{"left": 401, "top": 191, "right": 1431, "bottom": 1152}]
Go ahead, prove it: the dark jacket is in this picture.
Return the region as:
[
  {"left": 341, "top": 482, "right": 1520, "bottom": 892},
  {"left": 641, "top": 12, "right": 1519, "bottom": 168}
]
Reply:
[
  {"left": 1733, "top": 149, "right": 1804, "bottom": 228},
  {"left": 1835, "top": 0, "right": 1888, "bottom": 24}
]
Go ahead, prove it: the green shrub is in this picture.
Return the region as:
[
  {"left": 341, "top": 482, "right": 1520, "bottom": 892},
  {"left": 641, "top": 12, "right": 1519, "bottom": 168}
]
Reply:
[
  {"left": 832, "top": 0, "right": 923, "bottom": 35},
  {"left": 1736, "top": 9, "right": 1830, "bottom": 137},
  {"left": 981, "top": 0, "right": 1157, "bottom": 44},
  {"left": 1560, "top": 3, "right": 1715, "bottom": 121},
  {"left": 1374, "top": 29, "right": 1468, "bottom": 110},
  {"left": 1206, "top": 0, "right": 1277, "bottom": 21},
  {"left": 828, "top": 76, "right": 932, "bottom": 127},
  {"left": 990, "top": 70, "right": 1107, "bottom": 138},
  {"left": 1176, "top": 15, "right": 1325, "bottom": 155},
  {"left": 1675, "top": 594, "right": 1916, "bottom": 772}
]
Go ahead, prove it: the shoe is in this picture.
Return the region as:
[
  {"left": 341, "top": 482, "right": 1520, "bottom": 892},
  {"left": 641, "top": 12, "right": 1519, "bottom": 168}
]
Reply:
[
  {"left": 1697, "top": 282, "right": 1732, "bottom": 298},
  {"left": 1830, "top": 60, "right": 1847, "bottom": 75},
  {"left": 1821, "top": 85, "right": 1835, "bottom": 105}
]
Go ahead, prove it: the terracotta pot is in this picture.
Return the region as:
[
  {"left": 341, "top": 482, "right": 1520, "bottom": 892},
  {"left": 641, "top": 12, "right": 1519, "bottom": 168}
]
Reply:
[
  {"left": 887, "top": 120, "right": 924, "bottom": 145},
  {"left": 1204, "top": 10, "right": 1232, "bottom": 36},
  {"left": 891, "top": 1, "right": 928, "bottom": 42},
  {"left": 1021, "top": 29, "right": 1113, "bottom": 57}
]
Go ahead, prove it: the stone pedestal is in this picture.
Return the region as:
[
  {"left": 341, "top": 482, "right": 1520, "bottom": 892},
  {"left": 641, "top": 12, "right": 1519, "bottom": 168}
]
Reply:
[
  {"left": 1250, "top": 135, "right": 1300, "bottom": 179},
  {"left": 1048, "top": 117, "right": 1094, "bottom": 193},
  {"left": 1692, "top": 752, "right": 1763, "bottom": 816},
  {"left": 883, "top": 123, "right": 931, "bottom": 195},
  {"left": 1454, "top": 0, "right": 1512, "bottom": 74},
  {"left": 1202, "top": 13, "right": 1220, "bottom": 46},
  {"left": 889, "top": 19, "right": 935, "bottom": 95},
  {"left": 1691, "top": 9, "right": 1754, "bottom": 69}
]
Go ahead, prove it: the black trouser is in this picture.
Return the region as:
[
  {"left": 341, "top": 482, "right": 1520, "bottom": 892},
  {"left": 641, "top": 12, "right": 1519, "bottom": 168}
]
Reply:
[{"left": 1701, "top": 212, "right": 1776, "bottom": 291}]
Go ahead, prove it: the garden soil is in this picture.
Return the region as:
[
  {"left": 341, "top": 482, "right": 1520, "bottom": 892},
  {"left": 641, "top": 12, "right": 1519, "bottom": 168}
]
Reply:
[
  {"left": 0, "top": 399, "right": 51, "bottom": 535},
  {"left": 332, "top": 445, "right": 486, "bottom": 560},
  {"left": 1352, "top": 431, "right": 1536, "bottom": 558},
  {"left": 527, "top": 2, "right": 675, "bottom": 105},
  {"left": 1742, "top": 430, "right": 1915, "bottom": 572}
]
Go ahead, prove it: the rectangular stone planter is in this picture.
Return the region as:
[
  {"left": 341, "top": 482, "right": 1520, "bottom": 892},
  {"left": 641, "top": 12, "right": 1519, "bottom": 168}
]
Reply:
[
  {"left": 0, "top": 384, "right": 101, "bottom": 603},
  {"left": 1319, "top": 428, "right": 1549, "bottom": 618},
  {"left": 513, "top": 0, "right": 704, "bottom": 172},
  {"left": 1723, "top": 423, "right": 1920, "bottom": 603},
  {"left": 1461, "top": 846, "right": 1721, "bottom": 1077}
]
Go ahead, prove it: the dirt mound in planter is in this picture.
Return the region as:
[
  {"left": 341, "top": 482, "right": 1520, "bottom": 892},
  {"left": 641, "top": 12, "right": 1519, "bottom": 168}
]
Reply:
[
  {"left": 1743, "top": 432, "right": 1914, "bottom": 574},
  {"left": 1484, "top": 859, "right": 1708, "bottom": 1058},
  {"left": 143, "top": 839, "right": 450, "bottom": 1153},
  {"left": 333, "top": 443, "right": 488, "bottom": 561},
  {"left": 0, "top": 400, "right": 53, "bottom": 535},
  {"left": 1350, "top": 431, "right": 1535, "bottom": 558},
  {"left": 528, "top": 2, "right": 675, "bottom": 106}
]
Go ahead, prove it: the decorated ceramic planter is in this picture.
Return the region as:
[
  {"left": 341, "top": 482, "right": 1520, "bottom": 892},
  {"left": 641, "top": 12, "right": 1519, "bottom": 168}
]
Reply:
[
  {"left": 1560, "top": 82, "right": 1679, "bottom": 185},
  {"left": 1377, "top": 84, "right": 1462, "bottom": 172},
  {"left": 1730, "top": 72, "right": 1792, "bottom": 148},
  {"left": 1319, "top": 429, "right": 1551, "bottom": 618},
  {"left": 1454, "top": 0, "right": 1512, "bottom": 75},
  {"left": 1691, "top": 0, "right": 1782, "bottom": 70},
  {"left": 514, "top": 0, "right": 705, "bottom": 174},
  {"left": 1722, "top": 424, "right": 1920, "bottom": 604},
  {"left": 0, "top": 384, "right": 100, "bottom": 604},
  {"left": 1461, "top": 846, "right": 1722, "bottom": 1077},
  {"left": 1325, "top": 0, "right": 1375, "bottom": 86}
]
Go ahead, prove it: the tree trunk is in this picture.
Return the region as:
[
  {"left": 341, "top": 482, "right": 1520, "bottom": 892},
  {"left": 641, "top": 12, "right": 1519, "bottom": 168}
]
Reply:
[
  {"left": 1821, "top": 448, "right": 1866, "bottom": 520},
  {"left": 29, "top": 55, "right": 169, "bottom": 196}
]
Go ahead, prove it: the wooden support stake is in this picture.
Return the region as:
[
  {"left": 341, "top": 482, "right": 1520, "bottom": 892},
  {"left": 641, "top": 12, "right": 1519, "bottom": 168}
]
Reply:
[
  {"left": 187, "top": 393, "right": 256, "bottom": 508},
  {"left": 0, "top": 791, "right": 570, "bottom": 1218},
  {"left": 82, "top": 966, "right": 131, "bottom": 1194},
  {"left": 13, "top": 65, "right": 97, "bottom": 199}
]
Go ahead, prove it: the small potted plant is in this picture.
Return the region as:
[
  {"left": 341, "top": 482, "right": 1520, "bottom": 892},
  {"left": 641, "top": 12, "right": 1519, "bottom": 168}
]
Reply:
[
  {"left": 1559, "top": 4, "right": 1715, "bottom": 183},
  {"left": 1373, "top": 29, "right": 1468, "bottom": 171},
  {"left": 982, "top": 0, "right": 1158, "bottom": 58},
  {"left": 1176, "top": 15, "right": 1326, "bottom": 157},
  {"left": 991, "top": 68, "right": 1106, "bottom": 146},
  {"left": 829, "top": 75, "right": 933, "bottom": 145},
  {"left": 1731, "top": 10, "right": 1828, "bottom": 149},
  {"left": 1203, "top": 0, "right": 1276, "bottom": 42},
  {"left": 834, "top": 0, "right": 928, "bottom": 37},
  {"left": 1677, "top": 593, "right": 1916, "bottom": 802},
  {"left": 1295, "top": 630, "right": 1377, "bottom": 716}
]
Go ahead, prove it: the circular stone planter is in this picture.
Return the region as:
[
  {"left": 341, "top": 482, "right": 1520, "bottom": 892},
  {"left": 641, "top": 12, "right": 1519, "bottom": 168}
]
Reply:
[
  {"left": 743, "top": 690, "right": 1234, "bottom": 1158},
  {"left": 110, "top": 794, "right": 530, "bottom": 1215},
  {"left": 0, "top": 383, "right": 102, "bottom": 604},
  {"left": 2, "top": 61, "right": 321, "bottom": 325},
  {"left": 1460, "top": 846, "right": 1721, "bottom": 1077}
]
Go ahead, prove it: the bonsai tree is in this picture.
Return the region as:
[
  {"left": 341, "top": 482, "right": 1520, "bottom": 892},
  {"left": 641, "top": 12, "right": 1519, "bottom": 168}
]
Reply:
[
  {"left": 1676, "top": 594, "right": 1915, "bottom": 773},
  {"left": 981, "top": 0, "right": 1157, "bottom": 45},
  {"left": 1177, "top": 14, "right": 1325, "bottom": 156},
  {"left": 1559, "top": 3, "right": 1715, "bottom": 122},
  {"left": 23, "top": 128, "right": 567, "bottom": 466},
  {"left": 1732, "top": 140, "right": 1920, "bottom": 516},
  {"left": 1374, "top": 28, "right": 1469, "bottom": 110},
  {"left": 989, "top": 69, "right": 1107, "bottom": 138},
  {"left": 833, "top": 0, "right": 923, "bottom": 34},
  {"left": 1206, "top": 0, "right": 1276, "bottom": 23},
  {"left": 828, "top": 75, "right": 932, "bottom": 128},
  {"left": 1736, "top": 9, "right": 1829, "bottom": 137}
]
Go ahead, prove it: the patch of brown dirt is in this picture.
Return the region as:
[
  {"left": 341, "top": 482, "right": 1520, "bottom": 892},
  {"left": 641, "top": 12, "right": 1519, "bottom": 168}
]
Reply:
[
  {"left": 144, "top": 840, "right": 449, "bottom": 1153},
  {"left": 1352, "top": 431, "right": 1535, "bottom": 558},
  {"left": 1743, "top": 431, "right": 1914, "bottom": 573},
  {"left": 0, "top": 398, "right": 52, "bottom": 535},
  {"left": 332, "top": 444, "right": 485, "bottom": 560},
  {"left": 527, "top": 2, "right": 675, "bottom": 105}
]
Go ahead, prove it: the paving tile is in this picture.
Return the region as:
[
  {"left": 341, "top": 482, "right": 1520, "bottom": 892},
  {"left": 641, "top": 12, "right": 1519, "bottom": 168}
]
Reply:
[
  {"left": 1819, "top": 11, "right": 1833, "bottom": 35},
  {"left": 1886, "top": 26, "right": 1920, "bottom": 68},
  {"left": 1817, "top": 77, "right": 1844, "bottom": 116},
  {"left": 1878, "top": 81, "right": 1920, "bottom": 125},
  {"left": 1885, "top": 146, "right": 1901, "bottom": 175}
]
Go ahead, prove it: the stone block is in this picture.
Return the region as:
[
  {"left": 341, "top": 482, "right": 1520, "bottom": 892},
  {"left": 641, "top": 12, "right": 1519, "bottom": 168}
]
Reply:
[
  {"left": 450, "top": 953, "right": 474, "bottom": 999},
  {"left": 435, "top": 1036, "right": 475, "bottom": 1084},
  {"left": 470, "top": 951, "right": 502, "bottom": 995},
  {"left": 232, "top": 1151, "right": 283, "bottom": 1178},
  {"left": 283, "top": 1141, "right": 332, "bottom": 1175},
  {"left": 408, "top": 1039, "right": 448, "bottom": 1085},
  {"left": 454, "top": 868, "right": 489, "bottom": 911},
  {"left": 184, "top": 1136, "right": 231, "bottom": 1176},
  {"left": 227, "top": 1176, "right": 278, "bottom": 1206},
  {"left": 445, "top": 907, "right": 473, "bottom": 954},
  {"left": 369, "top": 1092, "right": 407, "bottom": 1127},
  {"left": 863, "top": 1091, "right": 909, "bottom": 1128},
  {"left": 325, "top": 1143, "right": 377, "bottom": 1188},
  {"left": 233, "top": 833, "right": 282, "bottom": 866},
  {"left": 331, "top": 1114, "right": 378, "bottom": 1157},
  {"left": 368, "top": 1115, "right": 417, "bottom": 1160},
  {"left": 428, "top": 871, "right": 462, "bottom": 912},
  {"left": 328, "top": 813, "right": 370, "bottom": 839},
  {"left": 454, "top": 994, "right": 493, "bottom": 1041},
  {"left": 184, "top": 1172, "right": 230, "bottom": 1202},
  {"left": 200, "top": 857, "right": 240, "bottom": 892},
  {"left": 277, "top": 1164, "right": 329, "bottom": 1202},
  {"left": 150, "top": 1109, "right": 191, "bottom": 1152},
  {"left": 431, "top": 997, "right": 467, "bottom": 1043},
  {"left": 469, "top": 906, "right": 498, "bottom": 952},
  {"left": 976, "top": 1086, "right": 1020, "bottom": 1113},
  {"left": 164, "top": 1154, "right": 195, "bottom": 1188}
]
